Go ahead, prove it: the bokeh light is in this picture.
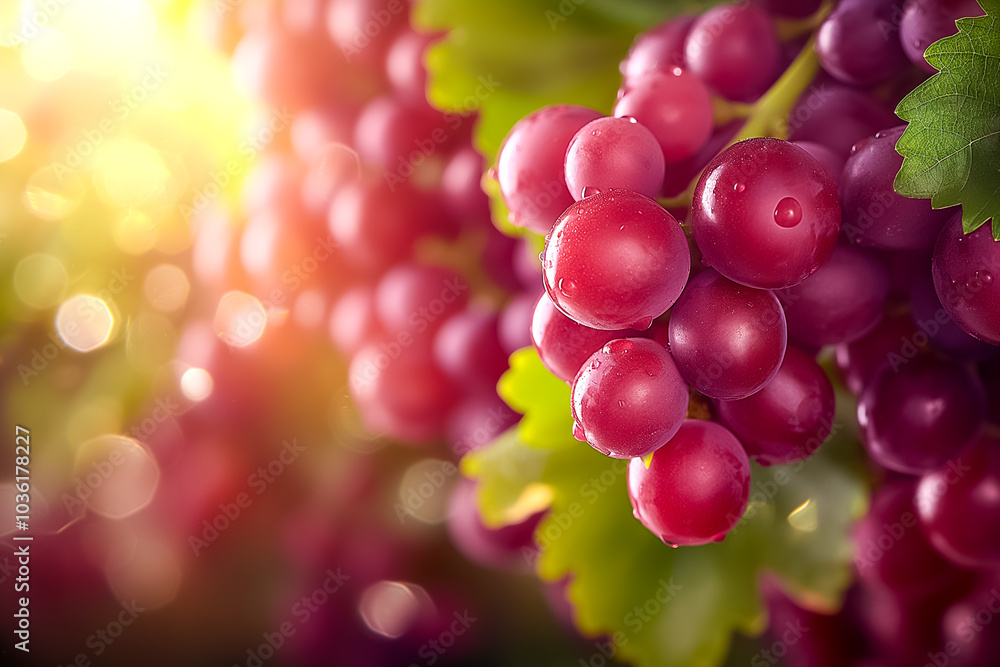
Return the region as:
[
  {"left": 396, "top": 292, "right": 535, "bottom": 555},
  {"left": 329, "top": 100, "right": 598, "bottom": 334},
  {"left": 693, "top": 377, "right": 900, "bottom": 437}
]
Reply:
[
  {"left": 0, "top": 109, "right": 27, "bottom": 162},
  {"left": 73, "top": 435, "right": 160, "bottom": 519},
  {"left": 214, "top": 290, "right": 267, "bottom": 347},
  {"left": 13, "top": 253, "right": 69, "bottom": 309},
  {"left": 55, "top": 295, "right": 116, "bottom": 352}
]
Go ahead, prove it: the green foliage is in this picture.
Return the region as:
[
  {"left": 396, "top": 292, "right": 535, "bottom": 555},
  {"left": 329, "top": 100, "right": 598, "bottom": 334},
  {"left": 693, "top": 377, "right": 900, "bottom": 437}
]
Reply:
[
  {"left": 466, "top": 349, "right": 868, "bottom": 667},
  {"left": 894, "top": 1, "right": 1000, "bottom": 238}
]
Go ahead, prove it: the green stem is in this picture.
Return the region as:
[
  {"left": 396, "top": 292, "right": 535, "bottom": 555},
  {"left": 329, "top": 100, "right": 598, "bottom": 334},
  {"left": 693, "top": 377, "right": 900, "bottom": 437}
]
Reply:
[{"left": 657, "top": 39, "right": 822, "bottom": 210}]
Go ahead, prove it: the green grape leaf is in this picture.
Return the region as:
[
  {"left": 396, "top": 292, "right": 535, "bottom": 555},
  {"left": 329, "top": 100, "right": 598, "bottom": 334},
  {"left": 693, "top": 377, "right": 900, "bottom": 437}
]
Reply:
[
  {"left": 498, "top": 347, "right": 576, "bottom": 450},
  {"left": 467, "top": 349, "right": 868, "bottom": 667},
  {"left": 894, "top": 2, "right": 1000, "bottom": 239}
]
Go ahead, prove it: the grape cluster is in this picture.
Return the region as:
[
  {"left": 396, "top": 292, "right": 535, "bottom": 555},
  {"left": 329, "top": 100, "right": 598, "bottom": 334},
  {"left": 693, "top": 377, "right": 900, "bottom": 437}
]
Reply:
[
  {"left": 219, "top": 0, "right": 551, "bottom": 581},
  {"left": 499, "top": 0, "right": 1000, "bottom": 590}
]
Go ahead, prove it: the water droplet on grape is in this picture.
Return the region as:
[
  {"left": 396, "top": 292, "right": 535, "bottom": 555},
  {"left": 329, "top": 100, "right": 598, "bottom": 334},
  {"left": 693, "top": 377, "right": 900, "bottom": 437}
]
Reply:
[
  {"left": 617, "top": 400, "right": 625, "bottom": 408},
  {"left": 572, "top": 422, "right": 587, "bottom": 441},
  {"left": 624, "top": 115, "right": 637, "bottom": 124},
  {"left": 773, "top": 197, "right": 802, "bottom": 228},
  {"left": 581, "top": 185, "right": 601, "bottom": 198},
  {"left": 733, "top": 182, "right": 746, "bottom": 193},
  {"left": 661, "top": 539, "right": 679, "bottom": 549},
  {"left": 605, "top": 339, "right": 634, "bottom": 355},
  {"left": 557, "top": 278, "right": 576, "bottom": 297},
  {"left": 982, "top": 271, "right": 994, "bottom": 286},
  {"left": 590, "top": 359, "right": 601, "bottom": 370}
]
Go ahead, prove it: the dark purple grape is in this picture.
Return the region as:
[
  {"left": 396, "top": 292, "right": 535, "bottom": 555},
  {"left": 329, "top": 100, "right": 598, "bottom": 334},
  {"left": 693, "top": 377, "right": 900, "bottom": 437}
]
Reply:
[
  {"left": 691, "top": 138, "right": 841, "bottom": 289},
  {"left": 497, "top": 105, "right": 602, "bottom": 234},
  {"left": 613, "top": 70, "right": 714, "bottom": 164},
  {"left": 841, "top": 126, "right": 952, "bottom": 250},
  {"left": 715, "top": 347, "right": 835, "bottom": 466},
  {"left": 668, "top": 269, "right": 787, "bottom": 400},
  {"left": 564, "top": 116, "right": 664, "bottom": 200},
  {"left": 571, "top": 338, "right": 688, "bottom": 459},
  {"left": 853, "top": 480, "right": 960, "bottom": 595},
  {"left": 835, "top": 310, "right": 920, "bottom": 394},
  {"left": 752, "top": 0, "right": 823, "bottom": 18},
  {"left": 816, "top": 0, "right": 909, "bottom": 87},
  {"left": 684, "top": 3, "right": 780, "bottom": 101},
  {"left": 916, "top": 431, "right": 1000, "bottom": 569},
  {"left": 932, "top": 211, "right": 1000, "bottom": 345},
  {"left": 777, "top": 241, "right": 890, "bottom": 346},
  {"left": 858, "top": 356, "right": 986, "bottom": 474},
  {"left": 911, "top": 266, "right": 999, "bottom": 361},
  {"left": 901, "top": 0, "right": 985, "bottom": 73},
  {"left": 531, "top": 293, "right": 640, "bottom": 384},
  {"left": 542, "top": 190, "right": 690, "bottom": 331},
  {"left": 627, "top": 419, "right": 751, "bottom": 546},
  {"left": 788, "top": 84, "right": 900, "bottom": 158}
]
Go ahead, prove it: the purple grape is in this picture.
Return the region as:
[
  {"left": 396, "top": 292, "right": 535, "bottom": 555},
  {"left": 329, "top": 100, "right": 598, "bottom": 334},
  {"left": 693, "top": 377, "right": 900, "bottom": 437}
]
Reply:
[
  {"left": 792, "top": 141, "right": 846, "bottom": 187},
  {"left": 916, "top": 431, "right": 1000, "bottom": 569},
  {"left": 752, "top": 0, "right": 822, "bottom": 18},
  {"left": 620, "top": 15, "right": 696, "bottom": 83},
  {"left": 853, "top": 480, "right": 960, "bottom": 596},
  {"left": 531, "top": 293, "right": 640, "bottom": 384},
  {"left": 834, "top": 310, "right": 920, "bottom": 394},
  {"left": 816, "top": 0, "right": 909, "bottom": 87},
  {"left": 498, "top": 292, "right": 536, "bottom": 356},
  {"left": 691, "top": 138, "right": 841, "bottom": 289},
  {"left": 683, "top": 3, "right": 780, "bottom": 102},
  {"left": 788, "top": 84, "right": 900, "bottom": 158},
  {"left": 446, "top": 479, "right": 541, "bottom": 571},
  {"left": 564, "top": 116, "right": 665, "bottom": 200},
  {"left": 433, "top": 308, "right": 508, "bottom": 389},
  {"left": 841, "top": 126, "right": 952, "bottom": 250},
  {"left": 497, "top": 105, "right": 602, "bottom": 234},
  {"left": 668, "top": 269, "right": 787, "bottom": 400},
  {"left": 777, "top": 241, "right": 890, "bottom": 347},
  {"left": 932, "top": 211, "right": 1000, "bottom": 345},
  {"left": 542, "top": 190, "right": 690, "bottom": 331},
  {"left": 858, "top": 355, "right": 987, "bottom": 474},
  {"left": 571, "top": 338, "right": 688, "bottom": 459},
  {"left": 900, "top": 0, "right": 985, "bottom": 73},
  {"left": 613, "top": 69, "right": 714, "bottom": 164},
  {"left": 715, "top": 347, "right": 835, "bottom": 466},
  {"left": 627, "top": 419, "right": 751, "bottom": 546},
  {"left": 329, "top": 285, "right": 382, "bottom": 356},
  {"left": 910, "top": 267, "right": 999, "bottom": 361},
  {"left": 374, "top": 263, "right": 469, "bottom": 338}
]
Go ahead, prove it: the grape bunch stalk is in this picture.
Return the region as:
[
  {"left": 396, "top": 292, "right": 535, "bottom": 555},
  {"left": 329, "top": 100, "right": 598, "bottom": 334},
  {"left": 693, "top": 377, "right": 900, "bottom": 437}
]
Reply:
[{"left": 494, "top": 0, "right": 1000, "bottom": 661}]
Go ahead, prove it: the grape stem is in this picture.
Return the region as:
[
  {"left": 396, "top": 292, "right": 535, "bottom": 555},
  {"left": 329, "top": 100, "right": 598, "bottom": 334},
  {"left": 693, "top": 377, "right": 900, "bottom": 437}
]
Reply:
[{"left": 658, "top": 29, "right": 826, "bottom": 209}]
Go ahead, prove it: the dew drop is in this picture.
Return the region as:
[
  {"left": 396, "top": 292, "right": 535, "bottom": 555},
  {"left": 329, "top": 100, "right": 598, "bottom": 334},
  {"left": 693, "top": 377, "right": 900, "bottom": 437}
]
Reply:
[
  {"left": 605, "top": 339, "right": 634, "bottom": 354},
  {"left": 572, "top": 422, "right": 587, "bottom": 442},
  {"left": 773, "top": 197, "right": 802, "bottom": 228},
  {"left": 557, "top": 278, "right": 576, "bottom": 297},
  {"left": 590, "top": 359, "right": 601, "bottom": 370},
  {"left": 581, "top": 186, "right": 601, "bottom": 199},
  {"left": 662, "top": 539, "right": 679, "bottom": 549},
  {"left": 625, "top": 116, "right": 638, "bottom": 124},
  {"left": 981, "top": 271, "right": 994, "bottom": 286},
  {"left": 733, "top": 182, "right": 746, "bottom": 193}
]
